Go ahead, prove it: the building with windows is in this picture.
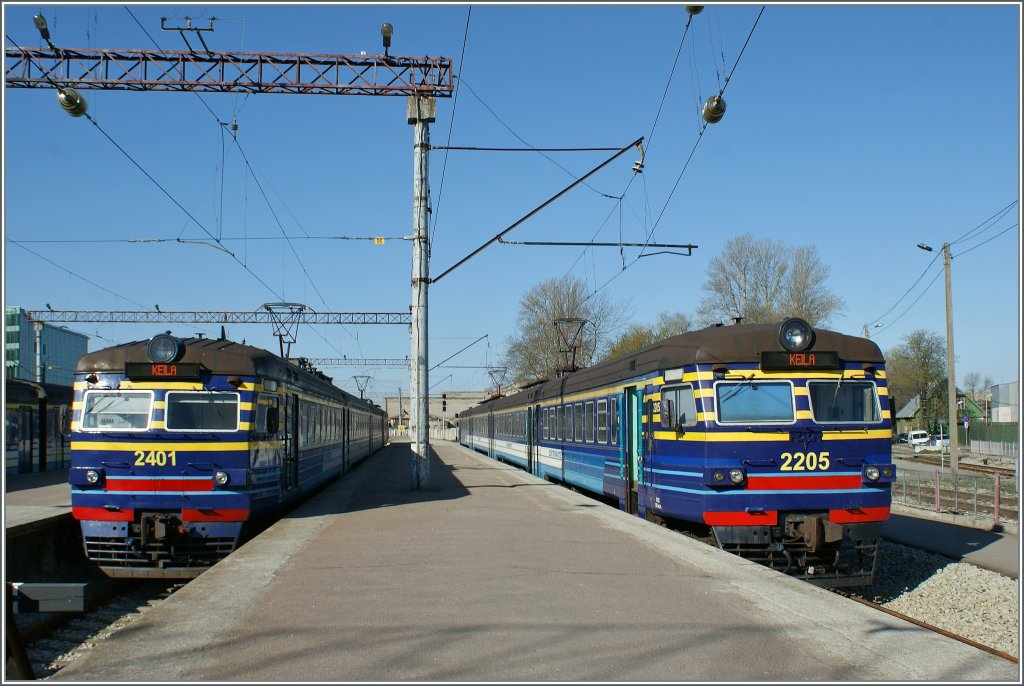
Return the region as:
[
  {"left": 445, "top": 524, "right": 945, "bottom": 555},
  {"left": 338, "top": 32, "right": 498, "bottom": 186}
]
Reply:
[{"left": 5, "top": 307, "right": 89, "bottom": 387}]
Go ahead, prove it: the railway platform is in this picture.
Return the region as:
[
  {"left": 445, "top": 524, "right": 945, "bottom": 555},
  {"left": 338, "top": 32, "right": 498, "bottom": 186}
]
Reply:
[{"left": 40, "top": 438, "right": 1016, "bottom": 681}]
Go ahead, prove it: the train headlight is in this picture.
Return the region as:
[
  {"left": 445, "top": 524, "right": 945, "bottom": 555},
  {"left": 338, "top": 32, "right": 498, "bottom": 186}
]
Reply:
[
  {"left": 779, "top": 318, "right": 815, "bottom": 352},
  {"left": 882, "top": 466, "right": 894, "bottom": 479},
  {"left": 85, "top": 469, "right": 100, "bottom": 484},
  {"left": 214, "top": 471, "right": 230, "bottom": 486},
  {"left": 147, "top": 333, "right": 185, "bottom": 364},
  {"left": 865, "top": 465, "right": 880, "bottom": 481},
  {"left": 728, "top": 468, "right": 745, "bottom": 485},
  {"left": 713, "top": 471, "right": 726, "bottom": 483}
]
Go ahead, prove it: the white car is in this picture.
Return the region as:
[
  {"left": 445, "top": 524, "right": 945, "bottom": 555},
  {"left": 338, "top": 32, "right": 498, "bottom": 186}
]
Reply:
[{"left": 908, "top": 430, "right": 930, "bottom": 446}]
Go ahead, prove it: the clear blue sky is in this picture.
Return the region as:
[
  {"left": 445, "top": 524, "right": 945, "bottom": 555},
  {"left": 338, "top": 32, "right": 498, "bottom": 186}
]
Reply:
[{"left": 3, "top": 2, "right": 1021, "bottom": 405}]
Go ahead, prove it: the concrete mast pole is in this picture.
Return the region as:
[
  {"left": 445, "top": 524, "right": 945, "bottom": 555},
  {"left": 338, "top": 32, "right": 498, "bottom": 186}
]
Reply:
[
  {"left": 409, "top": 95, "right": 434, "bottom": 488},
  {"left": 943, "top": 242, "right": 959, "bottom": 473}
]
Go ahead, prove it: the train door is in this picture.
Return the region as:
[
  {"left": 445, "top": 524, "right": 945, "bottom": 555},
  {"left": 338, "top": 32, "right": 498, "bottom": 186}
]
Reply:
[
  {"left": 282, "top": 395, "right": 299, "bottom": 493},
  {"left": 623, "top": 387, "right": 643, "bottom": 515},
  {"left": 341, "top": 407, "right": 349, "bottom": 473},
  {"left": 17, "top": 406, "right": 34, "bottom": 474},
  {"left": 487, "top": 412, "right": 494, "bottom": 459},
  {"left": 527, "top": 406, "right": 536, "bottom": 476}
]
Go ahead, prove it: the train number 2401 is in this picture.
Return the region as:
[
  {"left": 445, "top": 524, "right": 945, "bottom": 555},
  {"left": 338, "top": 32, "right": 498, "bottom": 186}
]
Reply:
[
  {"left": 780, "top": 451, "right": 830, "bottom": 471},
  {"left": 133, "top": 450, "right": 177, "bottom": 467}
]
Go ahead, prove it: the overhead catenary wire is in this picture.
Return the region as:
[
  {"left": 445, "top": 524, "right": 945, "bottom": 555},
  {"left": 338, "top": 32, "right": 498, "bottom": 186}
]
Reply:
[
  {"left": 429, "top": 5, "right": 472, "bottom": 250},
  {"left": 580, "top": 6, "right": 766, "bottom": 305}
]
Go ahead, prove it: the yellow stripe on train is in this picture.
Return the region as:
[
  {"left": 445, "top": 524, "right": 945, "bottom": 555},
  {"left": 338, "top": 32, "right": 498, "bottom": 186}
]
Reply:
[
  {"left": 652, "top": 429, "right": 892, "bottom": 442},
  {"left": 71, "top": 441, "right": 250, "bottom": 452}
]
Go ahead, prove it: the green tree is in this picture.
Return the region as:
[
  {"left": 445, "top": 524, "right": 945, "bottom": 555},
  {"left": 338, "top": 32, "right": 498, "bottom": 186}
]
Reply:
[
  {"left": 885, "top": 329, "right": 947, "bottom": 431},
  {"left": 602, "top": 311, "right": 692, "bottom": 360},
  {"left": 696, "top": 234, "right": 844, "bottom": 327}
]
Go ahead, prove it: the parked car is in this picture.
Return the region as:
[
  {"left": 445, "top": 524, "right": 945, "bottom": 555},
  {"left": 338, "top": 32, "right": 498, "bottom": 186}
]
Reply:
[
  {"left": 897, "top": 432, "right": 909, "bottom": 443},
  {"left": 908, "top": 430, "right": 930, "bottom": 446}
]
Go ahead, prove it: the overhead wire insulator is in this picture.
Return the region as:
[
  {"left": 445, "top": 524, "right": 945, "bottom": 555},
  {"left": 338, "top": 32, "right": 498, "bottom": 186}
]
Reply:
[
  {"left": 57, "top": 88, "right": 88, "bottom": 117},
  {"left": 701, "top": 94, "right": 726, "bottom": 124},
  {"left": 685, "top": 6, "right": 705, "bottom": 15},
  {"left": 632, "top": 160, "right": 644, "bottom": 174}
]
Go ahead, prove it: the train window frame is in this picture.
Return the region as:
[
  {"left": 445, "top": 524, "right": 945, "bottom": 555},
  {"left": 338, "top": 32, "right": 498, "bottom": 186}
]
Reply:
[
  {"left": 610, "top": 396, "right": 619, "bottom": 445},
  {"left": 255, "top": 394, "right": 280, "bottom": 435},
  {"left": 573, "top": 403, "right": 583, "bottom": 442},
  {"left": 807, "top": 380, "right": 882, "bottom": 424},
  {"left": 542, "top": 408, "right": 549, "bottom": 440},
  {"left": 660, "top": 384, "right": 699, "bottom": 430},
  {"left": 713, "top": 380, "right": 796, "bottom": 425},
  {"left": 80, "top": 390, "right": 154, "bottom": 432},
  {"left": 585, "top": 401, "right": 595, "bottom": 443},
  {"left": 597, "top": 398, "right": 608, "bottom": 444},
  {"left": 165, "top": 391, "right": 241, "bottom": 432}
]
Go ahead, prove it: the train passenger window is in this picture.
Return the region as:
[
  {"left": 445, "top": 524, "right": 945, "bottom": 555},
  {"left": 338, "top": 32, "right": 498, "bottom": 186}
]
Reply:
[
  {"left": 661, "top": 385, "right": 698, "bottom": 430},
  {"left": 542, "top": 408, "right": 549, "bottom": 440},
  {"left": 585, "top": 402, "right": 594, "bottom": 443},
  {"left": 81, "top": 391, "right": 153, "bottom": 431},
  {"left": 558, "top": 406, "right": 565, "bottom": 441},
  {"left": 808, "top": 381, "right": 881, "bottom": 423},
  {"left": 166, "top": 392, "right": 240, "bottom": 431},
  {"left": 715, "top": 381, "right": 794, "bottom": 424},
  {"left": 610, "top": 397, "right": 619, "bottom": 444},
  {"left": 597, "top": 399, "right": 608, "bottom": 443},
  {"left": 574, "top": 403, "right": 583, "bottom": 442}
]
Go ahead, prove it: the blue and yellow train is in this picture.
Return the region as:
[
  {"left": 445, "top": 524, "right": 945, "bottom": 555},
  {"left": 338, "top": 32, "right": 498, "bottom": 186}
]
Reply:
[
  {"left": 459, "top": 318, "right": 895, "bottom": 587},
  {"left": 68, "top": 333, "right": 388, "bottom": 578}
]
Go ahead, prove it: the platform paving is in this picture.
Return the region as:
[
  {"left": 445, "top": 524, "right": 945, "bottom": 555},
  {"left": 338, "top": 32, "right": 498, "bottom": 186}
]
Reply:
[{"left": 45, "top": 439, "right": 1016, "bottom": 682}]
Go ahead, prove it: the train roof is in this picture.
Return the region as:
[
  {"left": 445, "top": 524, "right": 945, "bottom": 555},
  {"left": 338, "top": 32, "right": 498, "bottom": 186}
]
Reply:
[
  {"left": 470, "top": 321, "right": 885, "bottom": 413},
  {"left": 75, "top": 335, "right": 384, "bottom": 413}
]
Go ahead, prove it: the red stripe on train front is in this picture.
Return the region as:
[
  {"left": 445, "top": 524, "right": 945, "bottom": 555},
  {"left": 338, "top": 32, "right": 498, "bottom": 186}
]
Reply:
[
  {"left": 72, "top": 506, "right": 134, "bottom": 521},
  {"left": 829, "top": 506, "right": 890, "bottom": 523},
  {"left": 704, "top": 510, "right": 779, "bottom": 526},
  {"left": 106, "top": 479, "right": 214, "bottom": 492},
  {"left": 181, "top": 508, "right": 250, "bottom": 522},
  {"left": 746, "top": 474, "right": 863, "bottom": 490}
]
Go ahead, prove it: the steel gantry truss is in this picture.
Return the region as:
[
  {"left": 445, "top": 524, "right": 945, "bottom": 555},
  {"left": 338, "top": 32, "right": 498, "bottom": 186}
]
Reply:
[
  {"left": 25, "top": 309, "right": 411, "bottom": 325},
  {"left": 4, "top": 47, "right": 453, "bottom": 97}
]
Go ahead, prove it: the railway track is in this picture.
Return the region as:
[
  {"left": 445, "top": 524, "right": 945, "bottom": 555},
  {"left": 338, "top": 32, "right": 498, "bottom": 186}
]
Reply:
[
  {"left": 11, "top": 580, "right": 185, "bottom": 679},
  {"left": 833, "top": 589, "right": 1019, "bottom": 664}
]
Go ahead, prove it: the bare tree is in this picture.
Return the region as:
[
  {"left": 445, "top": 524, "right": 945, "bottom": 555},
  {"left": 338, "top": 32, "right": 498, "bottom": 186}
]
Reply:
[
  {"left": 503, "top": 275, "right": 627, "bottom": 384},
  {"left": 696, "top": 234, "right": 844, "bottom": 327}
]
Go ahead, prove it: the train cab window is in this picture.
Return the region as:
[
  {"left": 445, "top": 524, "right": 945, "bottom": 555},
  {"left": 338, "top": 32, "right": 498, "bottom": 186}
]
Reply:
[
  {"left": 597, "top": 399, "right": 608, "bottom": 443},
  {"left": 808, "top": 380, "right": 881, "bottom": 423},
  {"left": 166, "top": 392, "right": 240, "bottom": 431},
  {"left": 574, "top": 403, "right": 583, "bottom": 442},
  {"left": 715, "top": 381, "right": 794, "bottom": 424},
  {"left": 661, "top": 385, "right": 698, "bottom": 430},
  {"left": 81, "top": 390, "right": 153, "bottom": 431},
  {"left": 610, "top": 397, "right": 619, "bottom": 444}
]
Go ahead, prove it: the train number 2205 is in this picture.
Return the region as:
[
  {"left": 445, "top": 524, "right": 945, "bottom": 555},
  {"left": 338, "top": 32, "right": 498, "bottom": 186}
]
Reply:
[
  {"left": 133, "top": 450, "right": 177, "bottom": 467},
  {"left": 780, "top": 451, "right": 830, "bottom": 471}
]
